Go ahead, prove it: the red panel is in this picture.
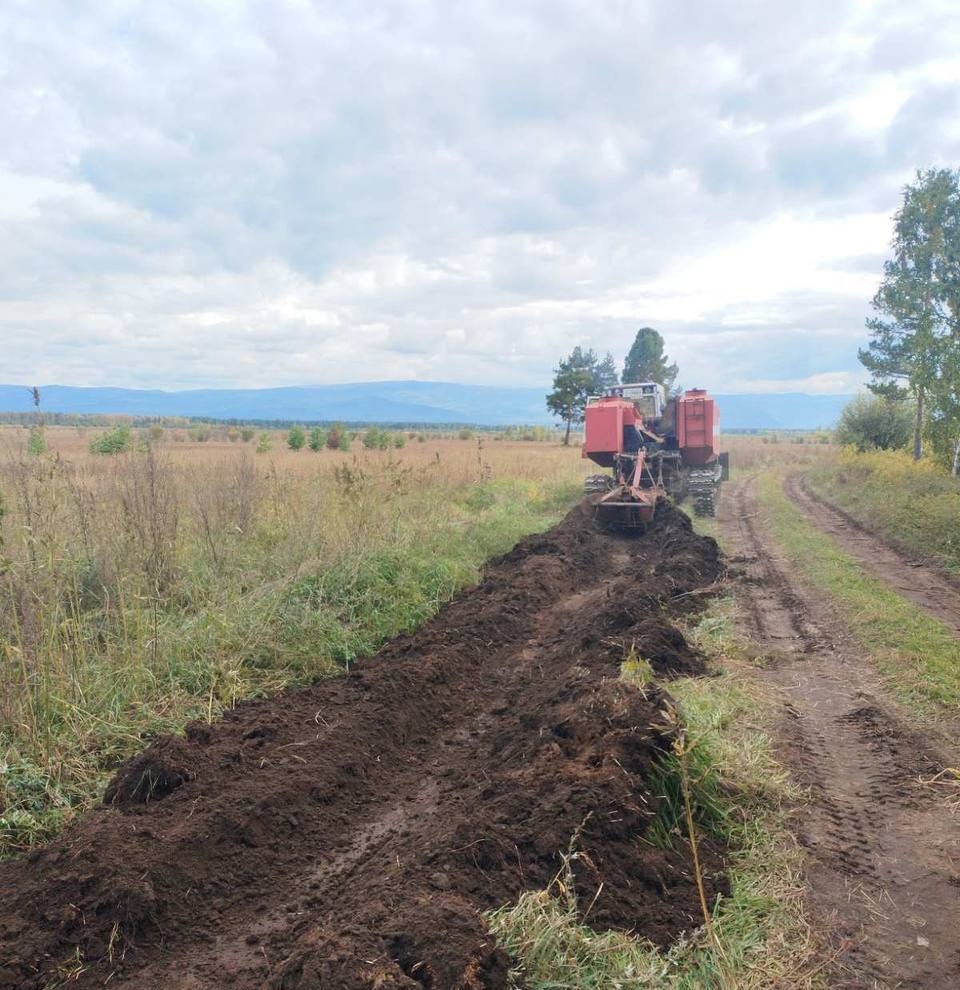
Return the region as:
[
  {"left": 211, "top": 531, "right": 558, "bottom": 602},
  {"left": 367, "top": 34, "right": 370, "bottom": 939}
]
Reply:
[
  {"left": 678, "top": 389, "right": 716, "bottom": 463},
  {"left": 583, "top": 398, "right": 630, "bottom": 455}
]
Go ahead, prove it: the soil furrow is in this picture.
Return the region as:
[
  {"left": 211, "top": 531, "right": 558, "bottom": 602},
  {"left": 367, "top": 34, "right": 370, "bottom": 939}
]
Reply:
[
  {"left": 0, "top": 503, "right": 725, "bottom": 990},
  {"left": 721, "top": 476, "right": 960, "bottom": 990}
]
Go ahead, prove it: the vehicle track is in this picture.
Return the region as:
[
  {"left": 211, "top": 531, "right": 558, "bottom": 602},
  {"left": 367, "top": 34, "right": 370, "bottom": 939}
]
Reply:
[
  {"left": 721, "top": 476, "right": 960, "bottom": 989},
  {"left": 786, "top": 473, "right": 960, "bottom": 637},
  {"left": 0, "top": 503, "right": 725, "bottom": 990}
]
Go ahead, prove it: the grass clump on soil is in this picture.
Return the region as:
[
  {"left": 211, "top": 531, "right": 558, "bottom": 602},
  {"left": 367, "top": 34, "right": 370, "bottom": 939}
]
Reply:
[
  {"left": 757, "top": 469, "right": 960, "bottom": 717},
  {"left": 0, "top": 437, "right": 588, "bottom": 858},
  {"left": 489, "top": 598, "right": 820, "bottom": 990},
  {"left": 807, "top": 448, "right": 960, "bottom": 577}
]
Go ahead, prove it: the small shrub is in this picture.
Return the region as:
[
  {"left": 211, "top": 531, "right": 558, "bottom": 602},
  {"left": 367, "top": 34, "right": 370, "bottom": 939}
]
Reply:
[
  {"left": 392, "top": 433, "right": 406, "bottom": 449},
  {"left": 836, "top": 394, "right": 913, "bottom": 452},
  {"left": 287, "top": 426, "right": 306, "bottom": 451},
  {"left": 89, "top": 425, "right": 133, "bottom": 455},
  {"left": 309, "top": 427, "right": 326, "bottom": 452},
  {"left": 27, "top": 426, "right": 46, "bottom": 456},
  {"left": 256, "top": 432, "right": 272, "bottom": 454},
  {"left": 457, "top": 428, "right": 473, "bottom": 441},
  {"left": 326, "top": 427, "right": 343, "bottom": 450},
  {"left": 241, "top": 428, "right": 255, "bottom": 443}
]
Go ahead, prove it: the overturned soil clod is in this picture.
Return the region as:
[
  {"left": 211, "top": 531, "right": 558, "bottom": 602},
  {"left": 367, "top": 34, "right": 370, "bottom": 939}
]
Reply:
[{"left": 0, "top": 502, "right": 726, "bottom": 990}]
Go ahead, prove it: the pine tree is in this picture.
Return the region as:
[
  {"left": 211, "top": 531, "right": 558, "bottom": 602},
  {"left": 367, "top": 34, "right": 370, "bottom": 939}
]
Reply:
[
  {"left": 545, "top": 346, "right": 606, "bottom": 445},
  {"left": 622, "top": 328, "right": 678, "bottom": 391}
]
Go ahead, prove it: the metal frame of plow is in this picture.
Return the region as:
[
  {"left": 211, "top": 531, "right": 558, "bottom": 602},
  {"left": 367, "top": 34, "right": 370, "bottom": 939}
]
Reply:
[{"left": 593, "top": 450, "right": 665, "bottom": 531}]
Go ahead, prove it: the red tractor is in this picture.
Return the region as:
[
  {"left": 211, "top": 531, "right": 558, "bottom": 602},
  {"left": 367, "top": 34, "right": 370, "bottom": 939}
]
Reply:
[{"left": 582, "top": 383, "right": 729, "bottom": 529}]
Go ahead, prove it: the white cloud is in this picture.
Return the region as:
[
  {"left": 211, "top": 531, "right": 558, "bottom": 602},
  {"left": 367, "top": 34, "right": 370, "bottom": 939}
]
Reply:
[{"left": 0, "top": 0, "right": 958, "bottom": 394}]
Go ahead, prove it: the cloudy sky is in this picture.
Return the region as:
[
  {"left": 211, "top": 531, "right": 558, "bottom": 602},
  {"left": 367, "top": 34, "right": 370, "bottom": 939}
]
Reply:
[{"left": 2, "top": 0, "right": 959, "bottom": 394}]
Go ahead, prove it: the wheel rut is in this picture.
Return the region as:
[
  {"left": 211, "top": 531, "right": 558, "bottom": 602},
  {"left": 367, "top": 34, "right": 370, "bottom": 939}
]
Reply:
[
  {"left": 786, "top": 472, "right": 960, "bottom": 637},
  {"left": 721, "top": 476, "right": 960, "bottom": 989}
]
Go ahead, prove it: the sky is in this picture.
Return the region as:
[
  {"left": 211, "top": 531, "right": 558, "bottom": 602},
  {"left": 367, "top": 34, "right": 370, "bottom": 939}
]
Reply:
[{"left": 1, "top": 0, "right": 959, "bottom": 395}]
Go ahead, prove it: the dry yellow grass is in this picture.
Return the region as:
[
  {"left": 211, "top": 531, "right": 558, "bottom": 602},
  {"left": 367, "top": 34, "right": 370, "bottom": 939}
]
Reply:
[{"left": 0, "top": 424, "right": 591, "bottom": 852}]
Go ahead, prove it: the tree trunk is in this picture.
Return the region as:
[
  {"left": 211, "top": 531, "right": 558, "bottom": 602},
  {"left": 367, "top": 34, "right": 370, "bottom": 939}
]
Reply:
[
  {"left": 913, "top": 389, "right": 924, "bottom": 461},
  {"left": 952, "top": 436, "right": 960, "bottom": 477},
  {"left": 563, "top": 417, "right": 572, "bottom": 446}
]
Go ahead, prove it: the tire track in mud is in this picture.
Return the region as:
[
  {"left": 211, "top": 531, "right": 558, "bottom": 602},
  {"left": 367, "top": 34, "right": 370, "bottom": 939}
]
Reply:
[
  {"left": 0, "top": 503, "right": 725, "bottom": 990},
  {"left": 721, "top": 476, "right": 960, "bottom": 990},
  {"left": 786, "top": 473, "right": 960, "bottom": 638}
]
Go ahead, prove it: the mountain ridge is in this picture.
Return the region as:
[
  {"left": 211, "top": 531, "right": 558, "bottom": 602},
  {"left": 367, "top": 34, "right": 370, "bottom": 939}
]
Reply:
[{"left": 0, "top": 382, "right": 852, "bottom": 429}]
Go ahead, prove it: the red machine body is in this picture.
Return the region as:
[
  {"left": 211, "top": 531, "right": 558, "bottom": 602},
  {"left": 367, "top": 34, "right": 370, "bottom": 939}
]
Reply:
[
  {"left": 581, "top": 385, "right": 727, "bottom": 526},
  {"left": 676, "top": 388, "right": 719, "bottom": 466},
  {"left": 582, "top": 397, "right": 639, "bottom": 466}
]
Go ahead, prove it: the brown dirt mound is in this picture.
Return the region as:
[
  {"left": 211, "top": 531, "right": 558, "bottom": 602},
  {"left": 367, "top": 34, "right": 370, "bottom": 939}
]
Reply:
[{"left": 0, "top": 502, "right": 725, "bottom": 990}]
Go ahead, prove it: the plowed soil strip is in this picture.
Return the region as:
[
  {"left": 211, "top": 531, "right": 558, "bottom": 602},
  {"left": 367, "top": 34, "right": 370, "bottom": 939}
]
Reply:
[
  {"left": 0, "top": 504, "right": 725, "bottom": 990},
  {"left": 722, "top": 476, "right": 960, "bottom": 990},
  {"left": 787, "top": 473, "right": 960, "bottom": 637}
]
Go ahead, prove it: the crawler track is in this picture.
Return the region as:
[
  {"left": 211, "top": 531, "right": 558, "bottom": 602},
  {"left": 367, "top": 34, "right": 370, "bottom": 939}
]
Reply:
[
  {"left": 0, "top": 504, "right": 724, "bottom": 990},
  {"left": 721, "top": 476, "right": 960, "bottom": 990}
]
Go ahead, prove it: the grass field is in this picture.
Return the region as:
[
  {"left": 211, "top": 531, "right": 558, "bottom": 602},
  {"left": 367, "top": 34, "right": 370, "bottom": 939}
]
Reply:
[{"left": 0, "top": 425, "right": 591, "bottom": 855}]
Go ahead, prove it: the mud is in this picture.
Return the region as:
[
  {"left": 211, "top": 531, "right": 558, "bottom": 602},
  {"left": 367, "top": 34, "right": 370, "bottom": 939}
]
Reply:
[
  {"left": 0, "top": 502, "right": 724, "bottom": 990},
  {"left": 722, "top": 475, "right": 960, "bottom": 990}
]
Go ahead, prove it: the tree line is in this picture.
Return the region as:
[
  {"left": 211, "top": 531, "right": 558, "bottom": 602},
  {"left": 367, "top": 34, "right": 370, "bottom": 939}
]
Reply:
[
  {"left": 860, "top": 168, "right": 960, "bottom": 475},
  {"left": 546, "top": 327, "right": 678, "bottom": 444}
]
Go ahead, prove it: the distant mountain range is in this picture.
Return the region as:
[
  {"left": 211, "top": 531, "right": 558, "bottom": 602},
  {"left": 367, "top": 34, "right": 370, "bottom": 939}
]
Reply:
[{"left": 0, "top": 382, "right": 852, "bottom": 430}]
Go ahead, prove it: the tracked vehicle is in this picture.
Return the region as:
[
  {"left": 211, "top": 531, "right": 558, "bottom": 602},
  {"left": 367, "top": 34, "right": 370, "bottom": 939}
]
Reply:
[{"left": 582, "top": 383, "right": 728, "bottom": 529}]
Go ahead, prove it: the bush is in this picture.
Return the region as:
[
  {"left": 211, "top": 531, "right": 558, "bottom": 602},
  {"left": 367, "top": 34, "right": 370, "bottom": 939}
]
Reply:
[
  {"left": 457, "top": 428, "right": 473, "bottom": 441},
  {"left": 89, "top": 425, "right": 133, "bottom": 455},
  {"left": 393, "top": 433, "right": 406, "bottom": 449},
  {"left": 28, "top": 426, "right": 46, "bottom": 456},
  {"left": 288, "top": 426, "right": 306, "bottom": 451},
  {"left": 338, "top": 431, "right": 351, "bottom": 452},
  {"left": 836, "top": 394, "right": 913, "bottom": 452},
  {"left": 363, "top": 428, "right": 382, "bottom": 449},
  {"left": 241, "top": 428, "right": 255, "bottom": 443},
  {"left": 309, "top": 427, "right": 327, "bottom": 452},
  {"left": 256, "top": 432, "right": 272, "bottom": 454}
]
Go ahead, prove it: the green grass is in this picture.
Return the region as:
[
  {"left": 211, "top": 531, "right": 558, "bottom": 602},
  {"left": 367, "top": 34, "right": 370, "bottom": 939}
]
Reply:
[
  {"left": 1, "top": 475, "right": 582, "bottom": 858},
  {"left": 757, "top": 470, "right": 960, "bottom": 717},
  {"left": 488, "top": 599, "right": 820, "bottom": 990}
]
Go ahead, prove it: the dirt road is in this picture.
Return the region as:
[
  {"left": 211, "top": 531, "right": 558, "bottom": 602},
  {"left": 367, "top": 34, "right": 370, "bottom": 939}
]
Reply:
[
  {"left": 0, "top": 505, "right": 724, "bottom": 990},
  {"left": 787, "top": 473, "right": 960, "bottom": 637},
  {"left": 721, "top": 475, "right": 960, "bottom": 989}
]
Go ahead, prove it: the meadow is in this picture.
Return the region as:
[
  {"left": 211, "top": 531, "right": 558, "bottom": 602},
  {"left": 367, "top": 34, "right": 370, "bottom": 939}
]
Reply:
[{"left": 0, "top": 425, "right": 590, "bottom": 854}]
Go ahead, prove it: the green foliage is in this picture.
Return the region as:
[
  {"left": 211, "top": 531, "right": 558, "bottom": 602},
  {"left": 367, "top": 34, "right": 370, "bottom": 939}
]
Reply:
[
  {"left": 337, "top": 430, "right": 351, "bottom": 451},
  {"left": 287, "top": 425, "right": 306, "bottom": 451},
  {"left": 256, "top": 432, "right": 272, "bottom": 454},
  {"left": 546, "top": 347, "right": 619, "bottom": 444},
  {"left": 309, "top": 427, "right": 327, "bottom": 451},
  {"left": 89, "top": 425, "right": 133, "bottom": 455},
  {"left": 835, "top": 394, "right": 913, "bottom": 452},
  {"left": 188, "top": 426, "right": 211, "bottom": 442},
  {"left": 392, "top": 432, "right": 406, "bottom": 449},
  {"left": 622, "top": 327, "right": 678, "bottom": 391},
  {"left": 241, "top": 427, "right": 255, "bottom": 442},
  {"left": 363, "top": 427, "right": 394, "bottom": 450},
  {"left": 860, "top": 168, "right": 960, "bottom": 460},
  {"left": 27, "top": 426, "right": 46, "bottom": 456}
]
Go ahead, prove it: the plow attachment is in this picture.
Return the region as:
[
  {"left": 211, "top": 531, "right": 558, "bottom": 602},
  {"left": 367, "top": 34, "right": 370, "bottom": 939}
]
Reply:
[{"left": 588, "top": 450, "right": 665, "bottom": 531}]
